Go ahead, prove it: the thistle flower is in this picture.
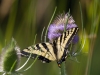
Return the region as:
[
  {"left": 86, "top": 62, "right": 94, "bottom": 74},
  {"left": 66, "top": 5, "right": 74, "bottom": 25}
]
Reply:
[
  {"left": 48, "top": 13, "right": 79, "bottom": 43},
  {"left": 0, "top": 38, "right": 21, "bottom": 74}
]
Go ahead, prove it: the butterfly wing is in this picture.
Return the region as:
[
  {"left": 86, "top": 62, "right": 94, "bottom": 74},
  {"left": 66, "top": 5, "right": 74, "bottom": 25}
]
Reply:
[
  {"left": 54, "top": 27, "right": 79, "bottom": 65},
  {"left": 21, "top": 42, "right": 56, "bottom": 63}
]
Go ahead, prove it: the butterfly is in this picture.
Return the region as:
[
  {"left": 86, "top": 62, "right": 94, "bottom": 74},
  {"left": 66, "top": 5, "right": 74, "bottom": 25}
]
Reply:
[{"left": 21, "top": 27, "right": 79, "bottom": 67}]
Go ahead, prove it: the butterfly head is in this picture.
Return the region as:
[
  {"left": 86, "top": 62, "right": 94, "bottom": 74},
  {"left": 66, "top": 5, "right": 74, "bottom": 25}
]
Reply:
[
  {"left": 57, "top": 58, "right": 65, "bottom": 68},
  {"left": 57, "top": 61, "right": 61, "bottom": 68}
]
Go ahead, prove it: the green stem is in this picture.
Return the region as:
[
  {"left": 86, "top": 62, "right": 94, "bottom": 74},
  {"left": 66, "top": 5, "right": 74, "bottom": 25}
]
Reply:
[{"left": 61, "top": 62, "right": 66, "bottom": 75}]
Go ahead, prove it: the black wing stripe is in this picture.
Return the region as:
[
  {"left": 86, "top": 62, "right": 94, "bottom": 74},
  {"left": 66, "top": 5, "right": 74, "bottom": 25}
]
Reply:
[
  {"left": 52, "top": 41, "right": 57, "bottom": 56},
  {"left": 35, "top": 44, "right": 45, "bottom": 52},
  {"left": 41, "top": 43, "right": 49, "bottom": 51},
  {"left": 21, "top": 50, "right": 37, "bottom": 58},
  {"left": 65, "top": 27, "right": 79, "bottom": 48},
  {"left": 63, "top": 31, "right": 67, "bottom": 43},
  {"left": 38, "top": 56, "right": 51, "bottom": 63},
  {"left": 60, "top": 34, "right": 62, "bottom": 45},
  {"left": 36, "top": 44, "right": 41, "bottom": 49}
]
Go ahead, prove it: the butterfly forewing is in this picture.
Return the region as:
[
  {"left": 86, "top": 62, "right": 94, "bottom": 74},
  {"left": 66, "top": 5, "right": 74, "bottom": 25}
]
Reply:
[
  {"left": 21, "top": 43, "right": 56, "bottom": 62},
  {"left": 56, "top": 27, "right": 79, "bottom": 61}
]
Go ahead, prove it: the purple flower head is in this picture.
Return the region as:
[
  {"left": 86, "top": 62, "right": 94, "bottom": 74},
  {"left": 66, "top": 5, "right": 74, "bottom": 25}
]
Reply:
[
  {"left": 72, "top": 35, "right": 79, "bottom": 44},
  {"left": 48, "top": 13, "right": 79, "bottom": 43}
]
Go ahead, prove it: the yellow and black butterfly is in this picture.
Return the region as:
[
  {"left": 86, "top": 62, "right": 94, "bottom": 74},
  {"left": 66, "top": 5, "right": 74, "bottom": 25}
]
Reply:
[{"left": 21, "top": 27, "right": 79, "bottom": 67}]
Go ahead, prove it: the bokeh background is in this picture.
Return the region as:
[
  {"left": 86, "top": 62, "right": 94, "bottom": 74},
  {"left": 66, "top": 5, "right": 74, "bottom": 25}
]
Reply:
[{"left": 0, "top": 0, "right": 100, "bottom": 75}]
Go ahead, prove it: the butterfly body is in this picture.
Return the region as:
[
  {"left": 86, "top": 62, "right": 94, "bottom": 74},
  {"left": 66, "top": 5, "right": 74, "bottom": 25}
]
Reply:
[{"left": 21, "top": 27, "right": 79, "bottom": 67}]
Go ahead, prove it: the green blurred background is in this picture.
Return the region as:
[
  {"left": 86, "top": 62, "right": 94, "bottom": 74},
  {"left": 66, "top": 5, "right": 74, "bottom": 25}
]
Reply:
[{"left": 0, "top": 0, "right": 100, "bottom": 75}]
